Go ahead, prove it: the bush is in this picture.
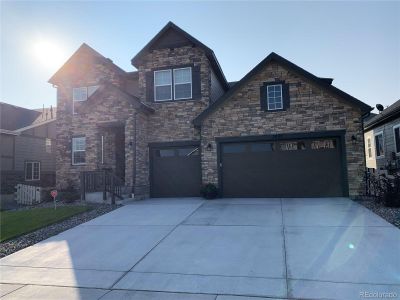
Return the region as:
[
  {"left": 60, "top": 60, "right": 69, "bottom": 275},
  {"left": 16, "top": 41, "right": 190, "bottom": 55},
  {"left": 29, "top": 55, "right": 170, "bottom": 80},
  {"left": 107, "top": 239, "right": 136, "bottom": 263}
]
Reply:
[
  {"left": 382, "top": 173, "right": 400, "bottom": 207},
  {"left": 59, "top": 186, "right": 80, "bottom": 203},
  {"left": 200, "top": 183, "right": 218, "bottom": 200}
]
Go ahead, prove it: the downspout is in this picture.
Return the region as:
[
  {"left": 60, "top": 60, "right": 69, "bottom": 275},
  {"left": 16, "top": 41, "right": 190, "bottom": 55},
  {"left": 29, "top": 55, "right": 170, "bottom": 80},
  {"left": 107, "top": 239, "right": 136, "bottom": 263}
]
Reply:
[
  {"left": 132, "top": 112, "right": 137, "bottom": 196},
  {"left": 361, "top": 111, "right": 371, "bottom": 170}
]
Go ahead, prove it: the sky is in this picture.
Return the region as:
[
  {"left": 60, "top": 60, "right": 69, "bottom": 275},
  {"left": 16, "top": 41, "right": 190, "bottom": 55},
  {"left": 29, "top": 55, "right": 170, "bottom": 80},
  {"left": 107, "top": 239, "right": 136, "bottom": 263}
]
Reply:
[{"left": 1, "top": 1, "right": 399, "bottom": 111}]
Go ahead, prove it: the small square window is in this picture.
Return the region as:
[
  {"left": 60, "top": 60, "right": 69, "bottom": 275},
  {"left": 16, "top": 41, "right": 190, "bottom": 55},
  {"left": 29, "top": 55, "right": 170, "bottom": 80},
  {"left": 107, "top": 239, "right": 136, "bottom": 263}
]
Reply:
[
  {"left": 73, "top": 87, "right": 88, "bottom": 102},
  {"left": 46, "top": 138, "right": 52, "bottom": 153},
  {"left": 25, "top": 161, "right": 40, "bottom": 181}
]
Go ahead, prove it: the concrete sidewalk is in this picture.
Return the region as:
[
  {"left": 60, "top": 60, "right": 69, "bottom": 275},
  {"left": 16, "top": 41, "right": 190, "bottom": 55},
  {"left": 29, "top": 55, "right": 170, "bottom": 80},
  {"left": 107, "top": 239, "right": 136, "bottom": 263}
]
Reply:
[{"left": 1, "top": 197, "right": 399, "bottom": 299}]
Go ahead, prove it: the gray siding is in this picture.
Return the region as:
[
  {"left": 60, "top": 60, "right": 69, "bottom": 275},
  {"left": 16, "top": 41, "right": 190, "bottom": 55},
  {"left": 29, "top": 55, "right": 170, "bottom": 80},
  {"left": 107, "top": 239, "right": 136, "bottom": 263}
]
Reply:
[
  {"left": 1, "top": 121, "right": 56, "bottom": 191},
  {"left": 210, "top": 69, "right": 225, "bottom": 102},
  {"left": 0, "top": 134, "right": 15, "bottom": 171},
  {"left": 14, "top": 135, "right": 55, "bottom": 172},
  {"left": 366, "top": 116, "right": 400, "bottom": 170}
]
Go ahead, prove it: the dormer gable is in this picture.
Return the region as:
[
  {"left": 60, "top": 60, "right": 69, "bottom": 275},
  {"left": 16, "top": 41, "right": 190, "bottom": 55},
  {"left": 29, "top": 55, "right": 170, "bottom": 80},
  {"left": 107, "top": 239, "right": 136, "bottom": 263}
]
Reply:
[{"left": 131, "top": 21, "right": 229, "bottom": 92}]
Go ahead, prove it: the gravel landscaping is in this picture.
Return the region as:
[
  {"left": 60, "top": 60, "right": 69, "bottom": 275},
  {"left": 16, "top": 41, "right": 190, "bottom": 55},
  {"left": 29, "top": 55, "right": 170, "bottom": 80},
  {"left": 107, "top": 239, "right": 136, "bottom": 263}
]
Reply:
[
  {"left": 0, "top": 202, "right": 121, "bottom": 258},
  {"left": 356, "top": 198, "right": 400, "bottom": 229}
]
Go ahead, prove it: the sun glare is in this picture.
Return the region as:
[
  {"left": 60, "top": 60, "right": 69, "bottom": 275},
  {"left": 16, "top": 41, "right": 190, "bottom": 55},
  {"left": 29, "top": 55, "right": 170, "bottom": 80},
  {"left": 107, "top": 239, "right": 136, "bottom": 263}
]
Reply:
[{"left": 33, "top": 39, "right": 66, "bottom": 70}]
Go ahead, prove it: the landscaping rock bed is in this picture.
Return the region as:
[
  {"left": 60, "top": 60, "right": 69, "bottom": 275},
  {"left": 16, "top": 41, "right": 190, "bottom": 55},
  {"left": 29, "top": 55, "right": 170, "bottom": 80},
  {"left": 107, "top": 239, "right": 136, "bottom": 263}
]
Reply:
[
  {"left": 0, "top": 203, "right": 121, "bottom": 258},
  {"left": 356, "top": 198, "right": 400, "bottom": 229}
]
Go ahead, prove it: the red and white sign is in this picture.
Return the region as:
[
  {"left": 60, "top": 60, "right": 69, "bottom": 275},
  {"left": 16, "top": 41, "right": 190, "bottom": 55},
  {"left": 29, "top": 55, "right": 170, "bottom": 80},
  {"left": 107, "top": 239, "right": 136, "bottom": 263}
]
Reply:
[{"left": 51, "top": 190, "right": 58, "bottom": 198}]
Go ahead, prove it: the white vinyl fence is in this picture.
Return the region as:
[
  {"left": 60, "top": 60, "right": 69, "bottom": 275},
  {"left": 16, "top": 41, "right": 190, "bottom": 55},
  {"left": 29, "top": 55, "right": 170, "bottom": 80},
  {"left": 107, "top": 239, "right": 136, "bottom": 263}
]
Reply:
[{"left": 15, "top": 184, "right": 42, "bottom": 205}]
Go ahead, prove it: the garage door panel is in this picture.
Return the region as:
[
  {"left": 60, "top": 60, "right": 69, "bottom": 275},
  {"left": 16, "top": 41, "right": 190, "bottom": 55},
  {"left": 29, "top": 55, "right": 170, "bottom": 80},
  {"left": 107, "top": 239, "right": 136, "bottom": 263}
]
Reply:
[
  {"left": 151, "top": 146, "right": 201, "bottom": 198},
  {"left": 221, "top": 137, "right": 344, "bottom": 198}
]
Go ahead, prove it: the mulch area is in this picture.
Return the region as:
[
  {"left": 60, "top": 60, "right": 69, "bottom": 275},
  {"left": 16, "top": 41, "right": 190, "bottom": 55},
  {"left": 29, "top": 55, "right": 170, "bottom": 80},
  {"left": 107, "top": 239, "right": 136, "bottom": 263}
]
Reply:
[
  {"left": 0, "top": 202, "right": 121, "bottom": 258},
  {"left": 356, "top": 198, "right": 400, "bottom": 229}
]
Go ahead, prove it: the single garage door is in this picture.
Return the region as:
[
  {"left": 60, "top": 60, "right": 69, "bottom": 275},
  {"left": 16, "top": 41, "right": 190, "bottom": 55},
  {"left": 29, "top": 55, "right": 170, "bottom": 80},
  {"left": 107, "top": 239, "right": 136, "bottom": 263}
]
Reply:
[
  {"left": 150, "top": 144, "right": 201, "bottom": 197},
  {"left": 220, "top": 137, "right": 345, "bottom": 197}
]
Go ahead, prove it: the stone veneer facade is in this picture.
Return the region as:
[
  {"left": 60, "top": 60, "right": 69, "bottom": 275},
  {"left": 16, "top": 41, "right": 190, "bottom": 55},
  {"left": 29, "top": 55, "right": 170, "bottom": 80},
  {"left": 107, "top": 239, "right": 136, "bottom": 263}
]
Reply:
[
  {"left": 55, "top": 49, "right": 145, "bottom": 193},
  {"left": 200, "top": 61, "right": 365, "bottom": 197},
  {"left": 55, "top": 34, "right": 368, "bottom": 199}
]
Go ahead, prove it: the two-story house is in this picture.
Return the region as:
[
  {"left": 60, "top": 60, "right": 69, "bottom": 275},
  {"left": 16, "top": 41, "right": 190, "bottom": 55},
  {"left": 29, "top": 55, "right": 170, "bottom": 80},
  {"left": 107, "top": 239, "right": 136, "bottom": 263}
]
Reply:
[
  {"left": 49, "top": 22, "right": 372, "bottom": 199},
  {"left": 364, "top": 99, "right": 400, "bottom": 172}
]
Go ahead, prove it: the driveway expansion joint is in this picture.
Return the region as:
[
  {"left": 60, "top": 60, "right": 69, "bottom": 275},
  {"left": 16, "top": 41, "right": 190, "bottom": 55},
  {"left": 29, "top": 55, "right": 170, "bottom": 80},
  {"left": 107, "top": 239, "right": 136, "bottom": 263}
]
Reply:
[{"left": 109, "top": 200, "right": 207, "bottom": 289}]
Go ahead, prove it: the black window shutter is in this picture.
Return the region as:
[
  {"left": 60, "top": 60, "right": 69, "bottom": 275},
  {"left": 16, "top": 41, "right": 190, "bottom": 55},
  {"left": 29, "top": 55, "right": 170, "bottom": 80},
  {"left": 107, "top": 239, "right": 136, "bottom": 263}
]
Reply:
[
  {"left": 260, "top": 85, "right": 267, "bottom": 110},
  {"left": 192, "top": 65, "right": 201, "bottom": 99},
  {"left": 282, "top": 83, "right": 290, "bottom": 110},
  {"left": 146, "top": 71, "right": 154, "bottom": 102}
]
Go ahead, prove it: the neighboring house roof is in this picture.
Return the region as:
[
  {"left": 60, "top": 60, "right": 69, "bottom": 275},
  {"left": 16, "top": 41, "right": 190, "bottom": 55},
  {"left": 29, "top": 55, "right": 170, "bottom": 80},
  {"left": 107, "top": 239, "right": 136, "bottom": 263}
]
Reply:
[
  {"left": 48, "top": 43, "right": 126, "bottom": 85},
  {"left": 33, "top": 107, "right": 57, "bottom": 124},
  {"left": 131, "top": 21, "right": 230, "bottom": 92},
  {"left": 0, "top": 102, "right": 41, "bottom": 130},
  {"left": 89, "top": 82, "right": 154, "bottom": 115},
  {"left": 14, "top": 118, "right": 56, "bottom": 134},
  {"left": 193, "top": 52, "right": 372, "bottom": 126},
  {"left": 0, "top": 101, "right": 56, "bottom": 134},
  {"left": 364, "top": 99, "right": 400, "bottom": 131}
]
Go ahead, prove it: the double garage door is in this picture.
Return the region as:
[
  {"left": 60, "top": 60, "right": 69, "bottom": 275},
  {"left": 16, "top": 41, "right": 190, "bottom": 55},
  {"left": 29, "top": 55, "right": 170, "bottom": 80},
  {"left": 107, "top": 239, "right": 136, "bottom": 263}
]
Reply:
[{"left": 150, "top": 135, "right": 346, "bottom": 198}]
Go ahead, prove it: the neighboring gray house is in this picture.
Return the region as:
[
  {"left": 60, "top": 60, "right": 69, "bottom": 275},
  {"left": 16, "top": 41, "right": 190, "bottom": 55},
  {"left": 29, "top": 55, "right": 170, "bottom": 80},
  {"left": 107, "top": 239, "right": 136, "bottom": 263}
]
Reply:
[
  {"left": 0, "top": 102, "right": 56, "bottom": 193},
  {"left": 364, "top": 99, "right": 400, "bottom": 172}
]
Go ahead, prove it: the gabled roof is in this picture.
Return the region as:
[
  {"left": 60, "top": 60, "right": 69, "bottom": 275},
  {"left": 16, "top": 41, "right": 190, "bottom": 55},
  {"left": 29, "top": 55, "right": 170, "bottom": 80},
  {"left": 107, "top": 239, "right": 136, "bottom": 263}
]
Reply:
[
  {"left": 0, "top": 101, "right": 56, "bottom": 133},
  {"left": 49, "top": 43, "right": 126, "bottom": 85},
  {"left": 0, "top": 102, "right": 40, "bottom": 130},
  {"left": 131, "top": 21, "right": 229, "bottom": 91},
  {"left": 88, "top": 82, "right": 154, "bottom": 115},
  {"left": 193, "top": 52, "right": 372, "bottom": 126},
  {"left": 364, "top": 99, "right": 400, "bottom": 130}
]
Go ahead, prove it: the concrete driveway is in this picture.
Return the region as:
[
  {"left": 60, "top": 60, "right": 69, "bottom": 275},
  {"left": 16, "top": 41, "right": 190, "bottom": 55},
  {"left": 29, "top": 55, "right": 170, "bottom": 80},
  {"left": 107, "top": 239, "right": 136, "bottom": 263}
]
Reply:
[{"left": 1, "top": 198, "right": 399, "bottom": 300}]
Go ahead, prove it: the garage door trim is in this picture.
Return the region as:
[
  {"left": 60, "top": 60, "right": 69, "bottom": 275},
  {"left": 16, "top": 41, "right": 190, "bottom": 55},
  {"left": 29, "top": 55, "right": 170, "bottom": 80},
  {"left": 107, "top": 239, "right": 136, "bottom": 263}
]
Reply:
[
  {"left": 216, "top": 130, "right": 348, "bottom": 197},
  {"left": 149, "top": 140, "right": 201, "bottom": 197}
]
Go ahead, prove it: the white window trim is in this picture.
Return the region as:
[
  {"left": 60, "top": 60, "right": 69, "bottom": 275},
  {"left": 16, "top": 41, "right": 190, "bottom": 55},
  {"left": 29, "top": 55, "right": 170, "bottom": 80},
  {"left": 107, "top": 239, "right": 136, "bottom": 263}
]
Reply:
[
  {"left": 73, "top": 87, "right": 88, "bottom": 102},
  {"left": 25, "top": 161, "right": 40, "bottom": 181},
  {"left": 72, "top": 85, "right": 99, "bottom": 114},
  {"left": 374, "top": 131, "right": 385, "bottom": 158},
  {"left": 266, "top": 84, "right": 283, "bottom": 111},
  {"left": 366, "top": 137, "right": 373, "bottom": 159},
  {"left": 393, "top": 124, "right": 400, "bottom": 155},
  {"left": 154, "top": 70, "right": 173, "bottom": 102},
  {"left": 72, "top": 137, "right": 86, "bottom": 166},
  {"left": 173, "top": 67, "right": 192, "bottom": 100}
]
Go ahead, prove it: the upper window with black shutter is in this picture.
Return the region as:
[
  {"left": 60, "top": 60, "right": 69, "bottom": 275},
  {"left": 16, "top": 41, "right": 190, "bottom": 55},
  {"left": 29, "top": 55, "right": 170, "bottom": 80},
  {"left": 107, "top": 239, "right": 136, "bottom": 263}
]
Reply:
[
  {"left": 267, "top": 84, "right": 283, "bottom": 110},
  {"left": 260, "top": 82, "right": 290, "bottom": 111}
]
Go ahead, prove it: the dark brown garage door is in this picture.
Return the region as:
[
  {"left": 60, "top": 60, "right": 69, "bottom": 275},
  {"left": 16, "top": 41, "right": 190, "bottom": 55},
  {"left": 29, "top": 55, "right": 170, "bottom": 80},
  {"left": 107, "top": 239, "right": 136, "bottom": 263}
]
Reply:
[
  {"left": 220, "top": 137, "right": 346, "bottom": 197},
  {"left": 150, "top": 145, "right": 201, "bottom": 197}
]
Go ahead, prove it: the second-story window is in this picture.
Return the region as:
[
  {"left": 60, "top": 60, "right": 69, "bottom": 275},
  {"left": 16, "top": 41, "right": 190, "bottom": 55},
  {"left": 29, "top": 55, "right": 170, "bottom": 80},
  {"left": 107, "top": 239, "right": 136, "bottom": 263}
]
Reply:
[
  {"left": 174, "top": 67, "right": 192, "bottom": 100},
  {"left": 72, "top": 85, "right": 99, "bottom": 113},
  {"left": 154, "top": 67, "right": 192, "bottom": 101},
  {"left": 267, "top": 84, "right": 283, "bottom": 110},
  {"left": 154, "top": 70, "right": 172, "bottom": 101}
]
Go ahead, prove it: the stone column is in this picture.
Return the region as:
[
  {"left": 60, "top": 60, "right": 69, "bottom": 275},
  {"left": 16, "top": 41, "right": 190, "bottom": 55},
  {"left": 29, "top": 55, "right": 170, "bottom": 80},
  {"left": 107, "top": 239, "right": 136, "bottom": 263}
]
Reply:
[{"left": 124, "top": 115, "right": 135, "bottom": 193}]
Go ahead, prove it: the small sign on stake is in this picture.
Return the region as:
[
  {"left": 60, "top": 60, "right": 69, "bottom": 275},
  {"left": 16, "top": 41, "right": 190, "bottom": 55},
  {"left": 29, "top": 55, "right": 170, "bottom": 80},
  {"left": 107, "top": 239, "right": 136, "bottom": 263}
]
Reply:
[{"left": 51, "top": 190, "right": 58, "bottom": 210}]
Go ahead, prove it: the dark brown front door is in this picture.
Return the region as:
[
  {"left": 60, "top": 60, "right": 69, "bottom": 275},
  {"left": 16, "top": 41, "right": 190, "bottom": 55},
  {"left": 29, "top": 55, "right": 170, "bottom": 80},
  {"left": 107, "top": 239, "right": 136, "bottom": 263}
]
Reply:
[
  {"left": 220, "top": 137, "right": 345, "bottom": 198},
  {"left": 151, "top": 144, "right": 201, "bottom": 197}
]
